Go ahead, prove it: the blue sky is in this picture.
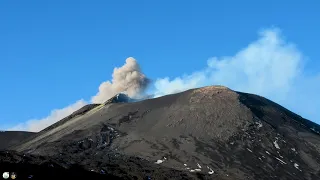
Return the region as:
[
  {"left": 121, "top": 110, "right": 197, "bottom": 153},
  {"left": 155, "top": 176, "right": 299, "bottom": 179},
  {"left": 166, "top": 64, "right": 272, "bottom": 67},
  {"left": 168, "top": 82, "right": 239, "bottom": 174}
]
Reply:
[{"left": 1, "top": 1, "right": 319, "bottom": 131}]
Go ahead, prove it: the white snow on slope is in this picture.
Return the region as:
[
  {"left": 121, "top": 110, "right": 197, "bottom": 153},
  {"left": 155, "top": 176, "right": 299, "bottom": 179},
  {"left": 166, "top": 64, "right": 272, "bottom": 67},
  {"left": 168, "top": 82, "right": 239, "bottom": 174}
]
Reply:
[{"left": 274, "top": 140, "right": 280, "bottom": 149}]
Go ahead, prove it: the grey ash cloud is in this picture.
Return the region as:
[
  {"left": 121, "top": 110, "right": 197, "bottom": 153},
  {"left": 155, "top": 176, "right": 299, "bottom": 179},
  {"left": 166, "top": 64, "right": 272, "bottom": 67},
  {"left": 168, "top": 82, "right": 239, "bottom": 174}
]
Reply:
[{"left": 91, "top": 57, "right": 150, "bottom": 103}]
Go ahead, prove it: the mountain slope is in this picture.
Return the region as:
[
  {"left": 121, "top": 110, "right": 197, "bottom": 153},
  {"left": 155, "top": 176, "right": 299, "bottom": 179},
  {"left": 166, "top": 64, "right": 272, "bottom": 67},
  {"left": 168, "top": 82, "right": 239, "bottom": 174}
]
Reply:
[
  {"left": 0, "top": 131, "right": 35, "bottom": 150},
  {"left": 7, "top": 86, "right": 320, "bottom": 179}
]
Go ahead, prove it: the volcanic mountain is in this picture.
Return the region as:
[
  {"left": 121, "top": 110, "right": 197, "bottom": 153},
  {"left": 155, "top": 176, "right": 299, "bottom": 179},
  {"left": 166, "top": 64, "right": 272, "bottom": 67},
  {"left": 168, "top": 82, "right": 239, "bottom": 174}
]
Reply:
[{"left": 2, "top": 86, "right": 320, "bottom": 180}]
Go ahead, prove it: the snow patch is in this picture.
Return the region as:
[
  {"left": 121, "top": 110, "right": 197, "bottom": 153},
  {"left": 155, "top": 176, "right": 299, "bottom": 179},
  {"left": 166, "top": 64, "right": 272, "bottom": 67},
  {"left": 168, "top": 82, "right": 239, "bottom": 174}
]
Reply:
[
  {"left": 189, "top": 165, "right": 202, "bottom": 173},
  {"left": 310, "top": 127, "right": 319, "bottom": 134},
  {"left": 197, "top": 163, "right": 202, "bottom": 168},
  {"left": 294, "top": 163, "right": 302, "bottom": 171},
  {"left": 155, "top": 157, "right": 167, "bottom": 164},
  {"left": 266, "top": 151, "right": 270, "bottom": 155},
  {"left": 277, "top": 151, "right": 283, "bottom": 158},
  {"left": 108, "top": 127, "right": 114, "bottom": 131},
  {"left": 207, "top": 166, "right": 214, "bottom": 175},
  {"left": 155, "top": 160, "right": 164, "bottom": 164},
  {"left": 275, "top": 157, "right": 287, "bottom": 164},
  {"left": 274, "top": 140, "right": 280, "bottom": 149},
  {"left": 184, "top": 164, "right": 187, "bottom": 166},
  {"left": 255, "top": 121, "right": 263, "bottom": 128},
  {"left": 247, "top": 148, "right": 253, "bottom": 153}
]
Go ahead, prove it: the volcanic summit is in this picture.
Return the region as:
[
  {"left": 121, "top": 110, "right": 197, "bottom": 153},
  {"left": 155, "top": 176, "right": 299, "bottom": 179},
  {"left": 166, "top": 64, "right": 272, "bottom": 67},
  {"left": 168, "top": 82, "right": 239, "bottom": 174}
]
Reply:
[{"left": 1, "top": 86, "right": 320, "bottom": 180}]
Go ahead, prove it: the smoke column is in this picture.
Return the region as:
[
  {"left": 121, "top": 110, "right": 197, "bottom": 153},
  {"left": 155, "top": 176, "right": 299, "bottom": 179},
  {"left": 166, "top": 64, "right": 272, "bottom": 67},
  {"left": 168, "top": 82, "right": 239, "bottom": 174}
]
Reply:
[
  {"left": 9, "top": 28, "right": 320, "bottom": 132},
  {"left": 91, "top": 57, "right": 150, "bottom": 103}
]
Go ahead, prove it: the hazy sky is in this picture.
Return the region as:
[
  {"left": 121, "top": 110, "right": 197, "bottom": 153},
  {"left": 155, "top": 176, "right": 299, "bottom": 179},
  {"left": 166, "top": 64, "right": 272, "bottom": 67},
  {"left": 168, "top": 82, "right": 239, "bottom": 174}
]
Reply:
[{"left": 1, "top": 1, "right": 319, "bottom": 131}]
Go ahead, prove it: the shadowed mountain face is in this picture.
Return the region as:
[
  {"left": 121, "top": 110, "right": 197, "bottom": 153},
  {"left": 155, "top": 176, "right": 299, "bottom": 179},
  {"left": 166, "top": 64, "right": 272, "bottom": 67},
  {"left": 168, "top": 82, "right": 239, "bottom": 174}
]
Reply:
[
  {"left": 0, "top": 131, "right": 35, "bottom": 150},
  {"left": 3, "top": 86, "right": 320, "bottom": 180}
]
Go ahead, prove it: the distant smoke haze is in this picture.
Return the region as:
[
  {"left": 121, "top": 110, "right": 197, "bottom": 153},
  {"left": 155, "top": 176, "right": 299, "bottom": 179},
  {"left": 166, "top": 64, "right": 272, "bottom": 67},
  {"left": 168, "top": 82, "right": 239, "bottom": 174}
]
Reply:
[{"left": 8, "top": 27, "right": 320, "bottom": 132}]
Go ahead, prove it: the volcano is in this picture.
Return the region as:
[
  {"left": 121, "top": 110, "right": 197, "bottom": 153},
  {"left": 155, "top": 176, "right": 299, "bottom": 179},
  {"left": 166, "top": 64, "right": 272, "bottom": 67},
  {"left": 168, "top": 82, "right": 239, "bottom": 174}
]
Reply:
[{"left": 2, "top": 86, "right": 320, "bottom": 180}]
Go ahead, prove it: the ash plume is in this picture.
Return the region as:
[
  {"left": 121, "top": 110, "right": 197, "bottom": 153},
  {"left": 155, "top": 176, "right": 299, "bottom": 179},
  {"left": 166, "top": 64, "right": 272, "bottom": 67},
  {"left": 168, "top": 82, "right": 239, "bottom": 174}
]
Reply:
[
  {"left": 9, "top": 57, "right": 150, "bottom": 132},
  {"left": 8, "top": 27, "right": 320, "bottom": 132},
  {"left": 91, "top": 57, "right": 150, "bottom": 103}
]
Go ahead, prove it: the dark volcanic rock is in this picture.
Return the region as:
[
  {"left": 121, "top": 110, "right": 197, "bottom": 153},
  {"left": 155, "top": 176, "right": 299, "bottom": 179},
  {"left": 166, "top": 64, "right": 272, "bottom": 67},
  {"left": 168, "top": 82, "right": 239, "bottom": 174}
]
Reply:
[
  {"left": 103, "top": 93, "right": 136, "bottom": 104},
  {"left": 0, "top": 131, "right": 35, "bottom": 150},
  {"left": 4, "top": 86, "right": 320, "bottom": 179},
  {"left": 0, "top": 151, "right": 122, "bottom": 180}
]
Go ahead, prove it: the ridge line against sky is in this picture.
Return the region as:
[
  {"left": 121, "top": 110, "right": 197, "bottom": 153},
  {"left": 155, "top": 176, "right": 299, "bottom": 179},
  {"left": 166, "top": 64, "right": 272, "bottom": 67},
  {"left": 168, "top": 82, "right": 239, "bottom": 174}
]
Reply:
[{"left": 8, "top": 27, "right": 320, "bottom": 132}]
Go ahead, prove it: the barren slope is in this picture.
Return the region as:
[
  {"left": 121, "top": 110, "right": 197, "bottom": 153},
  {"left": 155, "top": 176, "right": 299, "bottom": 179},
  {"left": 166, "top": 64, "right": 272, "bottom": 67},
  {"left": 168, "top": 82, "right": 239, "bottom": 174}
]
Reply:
[
  {"left": 8, "top": 86, "right": 320, "bottom": 180},
  {"left": 0, "top": 131, "right": 35, "bottom": 150}
]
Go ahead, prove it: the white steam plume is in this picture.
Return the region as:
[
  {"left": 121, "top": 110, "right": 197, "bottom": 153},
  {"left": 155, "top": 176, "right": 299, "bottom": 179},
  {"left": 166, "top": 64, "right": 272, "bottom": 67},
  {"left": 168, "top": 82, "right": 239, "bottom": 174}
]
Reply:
[
  {"left": 8, "top": 27, "right": 320, "bottom": 132},
  {"left": 91, "top": 57, "right": 150, "bottom": 103},
  {"left": 154, "top": 28, "right": 320, "bottom": 123}
]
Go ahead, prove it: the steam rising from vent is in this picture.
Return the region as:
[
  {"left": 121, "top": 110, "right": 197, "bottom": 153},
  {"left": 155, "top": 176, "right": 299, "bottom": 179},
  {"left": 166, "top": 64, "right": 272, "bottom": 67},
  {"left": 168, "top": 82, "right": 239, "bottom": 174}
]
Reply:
[
  {"left": 8, "top": 27, "right": 320, "bottom": 132},
  {"left": 91, "top": 57, "right": 150, "bottom": 103},
  {"left": 8, "top": 57, "right": 150, "bottom": 132}
]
